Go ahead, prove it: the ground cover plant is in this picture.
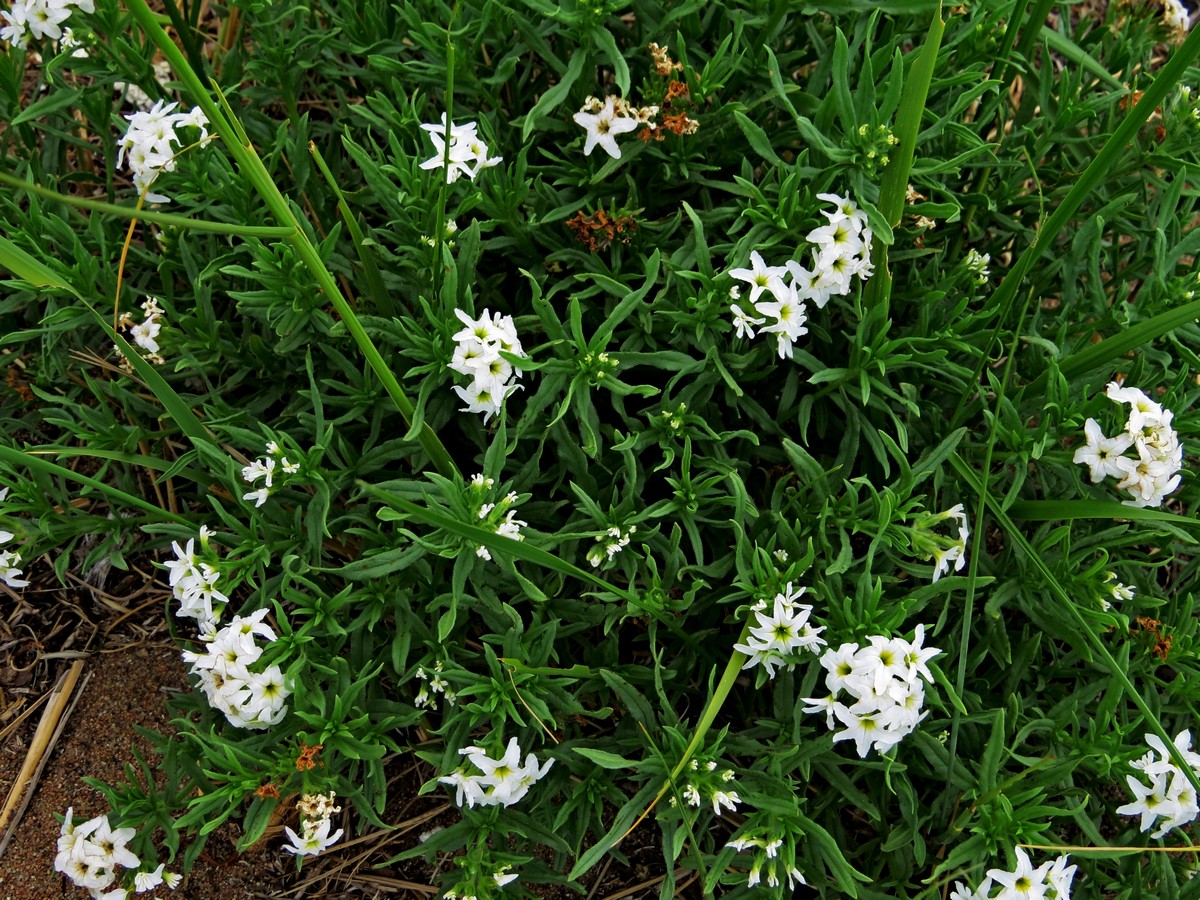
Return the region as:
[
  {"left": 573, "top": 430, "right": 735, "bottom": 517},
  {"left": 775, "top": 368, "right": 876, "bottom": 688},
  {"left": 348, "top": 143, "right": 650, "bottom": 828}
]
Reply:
[{"left": 2, "top": 0, "right": 1200, "bottom": 896}]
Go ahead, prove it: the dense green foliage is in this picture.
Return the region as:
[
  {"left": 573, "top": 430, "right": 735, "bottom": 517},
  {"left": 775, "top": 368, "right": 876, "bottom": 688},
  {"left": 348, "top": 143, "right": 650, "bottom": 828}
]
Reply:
[{"left": 3, "top": 0, "right": 1200, "bottom": 896}]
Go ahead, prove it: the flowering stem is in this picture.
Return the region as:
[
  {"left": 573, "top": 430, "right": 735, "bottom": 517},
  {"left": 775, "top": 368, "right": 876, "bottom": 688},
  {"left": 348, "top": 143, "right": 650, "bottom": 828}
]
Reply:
[
  {"left": 431, "top": 0, "right": 460, "bottom": 300},
  {"left": 621, "top": 619, "right": 752, "bottom": 841},
  {"left": 866, "top": 3, "right": 945, "bottom": 317},
  {"left": 123, "top": 0, "right": 458, "bottom": 480}
]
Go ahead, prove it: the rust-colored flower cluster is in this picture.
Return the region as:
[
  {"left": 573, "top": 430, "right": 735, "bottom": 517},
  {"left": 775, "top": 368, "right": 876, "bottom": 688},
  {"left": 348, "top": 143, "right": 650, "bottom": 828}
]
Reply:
[{"left": 566, "top": 207, "right": 639, "bottom": 252}]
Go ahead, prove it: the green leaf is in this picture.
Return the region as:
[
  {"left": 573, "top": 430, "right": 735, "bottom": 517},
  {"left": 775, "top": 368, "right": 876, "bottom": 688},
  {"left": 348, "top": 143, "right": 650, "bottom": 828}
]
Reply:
[
  {"left": 732, "top": 110, "right": 783, "bottom": 166},
  {"left": 572, "top": 746, "right": 641, "bottom": 769},
  {"left": 522, "top": 48, "right": 587, "bottom": 140},
  {"left": 0, "top": 235, "right": 81, "bottom": 294}
]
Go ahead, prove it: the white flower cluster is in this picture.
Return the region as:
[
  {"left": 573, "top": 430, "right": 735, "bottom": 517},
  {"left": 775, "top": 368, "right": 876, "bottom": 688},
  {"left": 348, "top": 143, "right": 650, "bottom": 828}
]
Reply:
[
  {"left": 931, "top": 503, "right": 970, "bottom": 583},
  {"left": 438, "top": 736, "right": 554, "bottom": 809},
  {"left": 475, "top": 494, "right": 527, "bottom": 562},
  {"left": 115, "top": 296, "right": 167, "bottom": 369},
  {"left": 725, "top": 832, "right": 806, "bottom": 892},
  {"left": 181, "top": 609, "right": 291, "bottom": 730},
  {"left": 164, "top": 527, "right": 227, "bottom": 630},
  {"left": 1117, "top": 729, "right": 1200, "bottom": 838},
  {"left": 419, "top": 114, "right": 502, "bottom": 184},
  {"left": 443, "top": 863, "right": 520, "bottom": 900},
  {"left": 667, "top": 758, "right": 740, "bottom": 817},
  {"left": 54, "top": 808, "right": 179, "bottom": 899},
  {"left": 1164, "top": 0, "right": 1190, "bottom": 32},
  {"left": 586, "top": 524, "right": 636, "bottom": 567},
  {"left": 414, "top": 659, "right": 457, "bottom": 709},
  {"left": 950, "top": 848, "right": 1075, "bottom": 900},
  {"left": 0, "top": 488, "right": 29, "bottom": 589},
  {"left": 117, "top": 99, "right": 210, "bottom": 203},
  {"left": 241, "top": 440, "right": 301, "bottom": 508},
  {"left": 728, "top": 193, "right": 873, "bottom": 359},
  {"left": 449, "top": 308, "right": 527, "bottom": 424},
  {"left": 732, "top": 582, "right": 826, "bottom": 678},
  {"left": 1101, "top": 571, "right": 1135, "bottom": 611},
  {"left": 572, "top": 95, "right": 657, "bottom": 159},
  {"left": 0, "top": 0, "right": 91, "bottom": 47},
  {"left": 284, "top": 791, "right": 344, "bottom": 857},
  {"left": 1073, "top": 382, "right": 1183, "bottom": 508},
  {"left": 965, "top": 248, "right": 991, "bottom": 284},
  {"left": 802, "top": 625, "right": 940, "bottom": 757}
]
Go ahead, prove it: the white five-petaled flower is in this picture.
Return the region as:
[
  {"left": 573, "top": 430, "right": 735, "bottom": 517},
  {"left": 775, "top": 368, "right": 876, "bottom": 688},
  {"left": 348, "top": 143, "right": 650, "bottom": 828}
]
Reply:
[
  {"left": 573, "top": 96, "right": 639, "bottom": 159},
  {"left": 419, "top": 114, "right": 502, "bottom": 183},
  {"left": 283, "top": 817, "right": 344, "bottom": 856}
]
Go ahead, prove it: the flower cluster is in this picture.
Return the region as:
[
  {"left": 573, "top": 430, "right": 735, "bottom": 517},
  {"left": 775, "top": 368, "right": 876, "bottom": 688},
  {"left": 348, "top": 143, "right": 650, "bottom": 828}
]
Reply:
[
  {"left": 725, "top": 830, "right": 806, "bottom": 892},
  {"left": 419, "top": 114, "right": 502, "bottom": 183},
  {"left": 284, "top": 791, "right": 344, "bottom": 857},
  {"left": 0, "top": 0, "right": 91, "bottom": 48},
  {"left": 733, "top": 582, "right": 826, "bottom": 678},
  {"left": 586, "top": 524, "right": 636, "bottom": 567},
  {"left": 728, "top": 192, "right": 873, "bottom": 359},
  {"left": 667, "top": 757, "right": 741, "bottom": 817},
  {"left": 241, "top": 440, "right": 301, "bottom": 508},
  {"left": 1101, "top": 571, "right": 1135, "bottom": 611},
  {"left": 965, "top": 248, "right": 991, "bottom": 284},
  {"left": 1164, "top": 0, "right": 1190, "bottom": 33},
  {"left": 931, "top": 503, "right": 970, "bottom": 582},
  {"left": 802, "top": 625, "right": 940, "bottom": 757},
  {"left": 181, "top": 608, "right": 292, "bottom": 730},
  {"left": 1073, "top": 382, "right": 1183, "bottom": 508},
  {"left": 449, "top": 308, "right": 527, "bottom": 424},
  {"left": 54, "top": 808, "right": 179, "bottom": 898},
  {"left": 950, "top": 848, "right": 1076, "bottom": 900},
  {"left": 117, "top": 100, "right": 210, "bottom": 203},
  {"left": 0, "top": 488, "right": 29, "bottom": 589},
  {"left": 414, "top": 659, "right": 457, "bottom": 709},
  {"left": 164, "top": 527, "right": 227, "bottom": 630},
  {"left": 573, "top": 95, "right": 657, "bottom": 159},
  {"left": 474, "top": 494, "right": 527, "bottom": 562},
  {"left": 115, "top": 296, "right": 166, "bottom": 369},
  {"left": 1117, "top": 729, "right": 1200, "bottom": 838},
  {"left": 438, "top": 736, "right": 554, "bottom": 809}
]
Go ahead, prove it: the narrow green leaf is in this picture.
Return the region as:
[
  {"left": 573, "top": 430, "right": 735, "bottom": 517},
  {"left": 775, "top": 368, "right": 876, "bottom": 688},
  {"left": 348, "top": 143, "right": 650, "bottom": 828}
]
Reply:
[
  {"left": 1007, "top": 499, "right": 1199, "bottom": 541},
  {"left": 1024, "top": 297, "right": 1200, "bottom": 396},
  {"left": 572, "top": 746, "right": 641, "bottom": 770},
  {"left": 733, "top": 110, "right": 783, "bottom": 165},
  {"left": 0, "top": 235, "right": 81, "bottom": 294},
  {"left": 0, "top": 445, "right": 190, "bottom": 524}
]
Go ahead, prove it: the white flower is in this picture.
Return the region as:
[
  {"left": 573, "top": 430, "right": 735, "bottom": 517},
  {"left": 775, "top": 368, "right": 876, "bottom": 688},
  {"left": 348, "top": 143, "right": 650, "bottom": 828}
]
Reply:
[
  {"left": 419, "top": 114, "right": 501, "bottom": 183},
  {"left": 986, "top": 847, "right": 1053, "bottom": 899},
  {"left": 1164, "top": 0, "right": 1190, "bottom": 31},
  {"left": 283, "top": 817, "right": 344, "bottom": 856},
  {"left": 449, "top": 308, "right": 527, "bottom": 424},
  {"left": 441, "top": 736, "right": 554, "bottom": 809},
  {"left": 117, "top": 101, "right": 210, "bottom": 202},
  {"left": 493, "top": 866, "right": 519, "bottom": 887},
  {"left": 573, "top": 96, "right": 638, "bottom": 159},
  {"left": 728, "top": 250, "right": 789, "bottom": 307},
  {"left": 134, "top": 863, "right": 167, "bottom": 891},
  {"left": 730, "top": 303, "right": 765, "bottom": 339},
  {"left": 1073, "top": 418, "right": 1135, "bottom": 483}
]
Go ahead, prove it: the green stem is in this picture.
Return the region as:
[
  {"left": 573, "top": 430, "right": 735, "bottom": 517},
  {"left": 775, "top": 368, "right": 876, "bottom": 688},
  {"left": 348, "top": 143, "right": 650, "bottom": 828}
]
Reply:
[
  {"left": 0, "top": 172, "right": 293, "bottom": 237},
  {"left": 866, "top": 3, "right": 946, "bottom": 319}
]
